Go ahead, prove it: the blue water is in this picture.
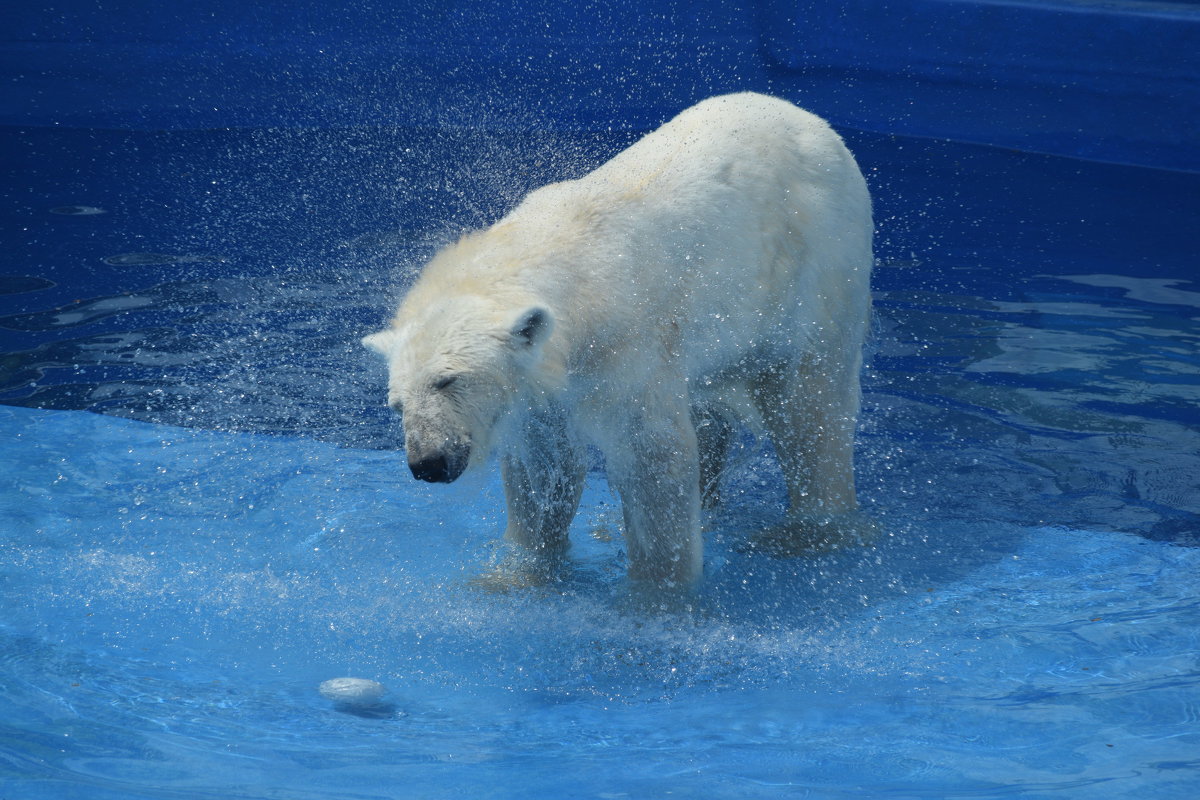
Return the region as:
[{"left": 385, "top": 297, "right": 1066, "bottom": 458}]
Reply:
[{"left": 2, "top": 126, "right": 1199, "bottom": 798}]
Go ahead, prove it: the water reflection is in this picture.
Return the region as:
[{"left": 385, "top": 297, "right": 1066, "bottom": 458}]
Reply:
[{"left": 0, "top": 264, "right": 1195, "bottom": 546}]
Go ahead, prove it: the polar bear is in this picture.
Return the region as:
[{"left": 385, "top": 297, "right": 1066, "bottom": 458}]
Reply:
[{"left": 363, "top": 92, "right": 873, "bottom": 593}]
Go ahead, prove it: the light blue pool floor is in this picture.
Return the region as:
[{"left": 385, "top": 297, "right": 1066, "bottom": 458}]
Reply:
[
  {"left": 1, "top": 402, "right": 1198, "bottom": 799},
  {"left": 1, "top": 126, "right": 1199, "bottom": 798}
]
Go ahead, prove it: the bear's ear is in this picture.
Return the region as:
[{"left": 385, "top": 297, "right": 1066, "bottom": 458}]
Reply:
[
  {"left": 509, "top": 306, "right": 554, "bottom": 349},
  {"left": 361, "top": 330, "right": 397, "bottom": 356}
]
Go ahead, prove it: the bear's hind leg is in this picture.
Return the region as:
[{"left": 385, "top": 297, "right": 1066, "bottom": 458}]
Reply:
[{"left": 751, "top": 357, "right": 876, "bottom": 554}]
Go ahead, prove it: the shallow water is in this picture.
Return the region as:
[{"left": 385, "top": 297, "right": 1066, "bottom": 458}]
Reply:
[{"left": 1, "top": 125, "right": 1198, "bottom": 798}]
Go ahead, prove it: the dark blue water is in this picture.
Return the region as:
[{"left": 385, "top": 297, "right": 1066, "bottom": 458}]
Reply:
[{"left": 1, "top": 125, "right": 1198, "bottom": 798}]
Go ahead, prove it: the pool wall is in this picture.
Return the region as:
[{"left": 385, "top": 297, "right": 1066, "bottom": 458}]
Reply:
[{"left": 5, "top": 0, "right": 1198, "bottom": 171}]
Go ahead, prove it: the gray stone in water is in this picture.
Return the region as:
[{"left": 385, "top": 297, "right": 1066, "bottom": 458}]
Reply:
[{"left": 318, "top": 677, "right": 389, "bottom": 709}]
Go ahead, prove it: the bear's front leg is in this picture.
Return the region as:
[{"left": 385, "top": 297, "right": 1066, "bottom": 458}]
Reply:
[
  {"left": 603, "top": 396, "right": 703, "bottom": 593},
  {"left": 495, "top": 409, "right": 586, "bottom": 585}
]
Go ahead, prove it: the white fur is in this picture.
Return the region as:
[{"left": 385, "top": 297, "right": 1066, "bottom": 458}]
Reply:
[{"left": 365, "top": 92, "right": 873, "bottom": 592}]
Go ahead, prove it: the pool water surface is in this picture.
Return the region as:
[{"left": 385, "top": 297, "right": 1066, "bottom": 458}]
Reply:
[{"left": 1, "top": 124, "right": 1198, "bottom": 798}]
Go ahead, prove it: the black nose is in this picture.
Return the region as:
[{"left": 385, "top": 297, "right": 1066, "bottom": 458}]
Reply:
[{"left": 409, "top": 454, "right": 454, "bottom": 483}]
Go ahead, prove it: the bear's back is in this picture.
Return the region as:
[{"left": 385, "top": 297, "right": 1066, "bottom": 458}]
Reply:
[
  {"left": 405, "top": 93, "right": 871, "bottom": 388},
  {"left": 583, "top": 92, "right": 854, "bottom": 203}
]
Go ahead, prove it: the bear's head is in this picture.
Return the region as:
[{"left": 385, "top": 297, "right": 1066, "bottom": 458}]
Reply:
[{"left": 362, "top": 294, "right": 557, "bottom": 483}]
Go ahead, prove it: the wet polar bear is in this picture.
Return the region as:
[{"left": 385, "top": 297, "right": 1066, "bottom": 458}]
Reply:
[{"left": 363, "top": 92, "right": 873, "bottom": 593}]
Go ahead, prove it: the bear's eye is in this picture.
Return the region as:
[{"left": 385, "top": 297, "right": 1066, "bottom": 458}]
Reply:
[{"left": 432, "top": 375, "right": 459, "bottom": 392}]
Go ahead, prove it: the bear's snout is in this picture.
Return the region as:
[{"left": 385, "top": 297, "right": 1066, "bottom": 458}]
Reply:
[
  {"left": 410, "top": 453, "right": 453, "bottom": 483},
  {"left": 408, "top": 442, "right": 469, "bottom": 484}
]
